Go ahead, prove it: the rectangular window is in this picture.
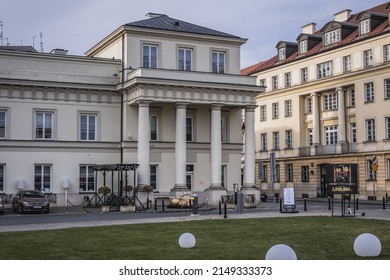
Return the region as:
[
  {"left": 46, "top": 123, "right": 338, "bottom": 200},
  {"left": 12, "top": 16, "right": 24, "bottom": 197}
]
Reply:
[
  {"left": 178, "top": 48, "right": 192, "bottom": 71},
  {"left": 308, "top": 129, "right": 313, "bottom": 146},
  {"left": 221, "top": 165, "right": 227, "bottom": 189},
  {"left": 272, "top": 76, "right": 278, "bottom": 90},
  {"left": 79, "top": 165, "right": 95, "bottom": 192},
  {"left": 301, "top": 166, "right": 309, "bottom": 182},
  {"left": 317, "top": 61, "right": 332, "bottom": 78},
  {"left": 80, "top": 114, "right": 96, "bottom": 141},
  {"left": 260, "top": 105, "right": 267, "bottom": 121},
  {"left": 384, "top": 44, "right": 390, "bottom": 62},
  {"left": 0, "top": 164, "right": 4, "bottom": 192},
  {"left": 301, "top": 67, "right": 308, "bottom": 83},
  {"left": 285, "top": 100, "right": 292, "bottom": 117},
  {"left": 387, "top": 159, "right": 390, "bottom": 180},
  {"left": 324, "top": 92, "right": 338, "bottom": 110},
  {"left": 221, "top": 117, "right": 228, "bottom": 143},
  {"left": 367, "top": 160, "right": 376, "bottom": 180},
  {"left": 260, "top": 164, "right": 267, "bottom": 182},
  {"left": 349, "top": 89, "right": 355, "bottom": 107},
  {"left": 285, "top": 130, "right": 293, "bottom": 149},
  {"left": 143, "top": 44, "right": 158, "bottom": 68},
  {"left": 186, "top": 116, "right": 193, "bottom": 142},
  {"left": 386, "top": 117, "right": 390, "bottom": 140},
  {"left": 284, "top": 72, "right": 291, "bottom": 87},
  {"left": 366, "top": 119, "right": 376, "bottom": 141},
  {"left": 325, "top": 126, "right": 338, "bottom": 145},
  {"left": 307, "top": 97, "right": 312, "bottom": 114},
  {"left": 385, "top": 79, "right": 390, "bottom": 99},
  {"left": 351, "top": 123, "right": 357, "bottom": 143},
  {"left": 259, "top": 79, "right": 266, "bottom": 87},
  {"left": 34, "top": 164, "right": 51, "bottom": 192},
  {"left": 150, "top": 165, "right": 158, "bottom": 191},
  {"left": 186, "top": 165, "right": 194, "bottom": 190},
  {"left": 324, "top": 29, "right": 340, "bottom": 45},
  {"left": 299, "top": 41, "right": 307, "bottom": 54},
  {"left": 364, "top": 49, "right": 373, "bottom": 67},
  {"left": 286, "top": 163, "right": 293, "bottom": 181},
  {"left": 272, "top": 131, "right": 279, "bottom": 150},
  {"left": 343, "top": 55, "right": 351, "bottom": 72},
  {"left": 364, "top": 82, "right": 375, "bottom": 103},
  {"left": 279, "top": 48, "right": 286, "bottom": 60},
  {"left": 261, "top": 133, "right": 267, "bottom": 151},
  {"left": 35, "top": 111, "right": 53, "bottom": 140},
  {"left": 360, "top": 19, "right": 370, "bottom": 35},
  {"left": 272, "top": 102, "right": 279, "bottom": 119},
  {"left": 212, "top": 51, "right": 225, "bottom": 74},
  {"left": 0, "top": 110, "right": 6, "bottom": 139},
  {"left": 150, "top": 115, "right": 158, "bottom": 141}
]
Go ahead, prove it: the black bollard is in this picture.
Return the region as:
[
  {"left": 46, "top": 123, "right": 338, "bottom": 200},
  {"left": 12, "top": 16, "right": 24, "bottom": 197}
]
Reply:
[
  {"left": 219, "top": 200, "right": 222, "bottom": 215},
  {"left": 386, "top": 193, "right": 388, "bottom": 203},
  {"left": 279, "top": 199, "right": 282, "bottom": 212},
  {"left": 224, "top": 201, "right": 227, "bottom": 219},
  {"left": 328, "top": 196, "right": 331, "bottom": 210},
  {"left": 304, "top": 198, "right": 307, "bottom": 211},
  {"left": 383, "top": 197, "right": 386, "bottom": 210},
  {"left": 356, "top": 198, "right": 359, "bottom": 210},
  {"left": 154, "top": 199, "right": 157, "bottom": 211},
  {"left": 162, "top": 200, "right": 165, "bottom": 212}
]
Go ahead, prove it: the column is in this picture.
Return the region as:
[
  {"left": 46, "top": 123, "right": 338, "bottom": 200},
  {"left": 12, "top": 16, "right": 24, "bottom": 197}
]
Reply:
[
  {"left": 210, "top": 104, "right": 223, "bottom": 189},
  {"left": 243, "top": 106, "right": 256, "bottom": 188},
  {"left": 174, "top": 103, "right": 188, "bottom": 190},
  {"left": 137, "top": 101, "right": 151, "bottom": 186},
  {"left": 311, "top": 93, "right": 320, "bottom": 146},
  {"left": 337, "top": 87, "right": 347, "bottom": 143}
]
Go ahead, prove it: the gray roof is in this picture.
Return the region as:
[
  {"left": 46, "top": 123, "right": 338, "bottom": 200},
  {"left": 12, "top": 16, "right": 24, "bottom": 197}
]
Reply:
[
  {"left": 0, "top": 46, "right": 38, "bottom": 53},
  {"left": 125, "top": 14, "right": 241, "bottom": 39}
]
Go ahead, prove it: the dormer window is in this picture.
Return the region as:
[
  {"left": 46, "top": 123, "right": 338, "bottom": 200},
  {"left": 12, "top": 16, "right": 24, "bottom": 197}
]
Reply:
[
  {"left": 299, "top": 40, "right": 308, "bottom": 54},
  {"left": 324, "top": 29, "right": 341, "bottom": 45},
  {"left": 360, "top": 19, "right": 370, "bottom": 34},
  {"left": 279, "top": 48, "right": 286, "bottom": 60}
]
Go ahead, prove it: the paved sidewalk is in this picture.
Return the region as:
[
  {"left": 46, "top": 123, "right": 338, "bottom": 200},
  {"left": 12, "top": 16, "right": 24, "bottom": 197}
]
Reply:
[{"left": 1, "top": 203, "right": 389, "bottom": 233}]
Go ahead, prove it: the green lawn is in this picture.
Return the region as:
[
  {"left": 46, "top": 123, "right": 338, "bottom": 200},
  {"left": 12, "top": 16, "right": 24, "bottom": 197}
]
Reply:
[{"left": 1, "top": 216, "right": 389, "bottom": 260}]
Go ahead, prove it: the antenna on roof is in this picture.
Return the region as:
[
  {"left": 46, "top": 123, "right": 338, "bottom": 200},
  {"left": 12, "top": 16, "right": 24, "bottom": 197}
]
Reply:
[
  {"left": 0, "top": 21, "right": 3, "bottom": 46},
  {"left": 39, "top": 32, "right": 43, "bottom": 52}
]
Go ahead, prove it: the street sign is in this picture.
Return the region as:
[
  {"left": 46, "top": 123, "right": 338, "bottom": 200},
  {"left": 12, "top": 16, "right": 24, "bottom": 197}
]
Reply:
[{"left": 370, "top": 155, "right": 378, "bottom": 173}]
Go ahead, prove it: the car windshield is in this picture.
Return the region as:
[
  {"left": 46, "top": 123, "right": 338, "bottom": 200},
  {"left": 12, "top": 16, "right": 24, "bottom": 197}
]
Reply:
[{"left": 23, "top": 191, "right": 45, "bottom": 198}]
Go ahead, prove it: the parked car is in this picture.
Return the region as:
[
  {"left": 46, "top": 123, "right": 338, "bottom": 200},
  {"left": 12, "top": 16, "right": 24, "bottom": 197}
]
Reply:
[
  {"left": 0, "top": 195, "right": 4, "bottom": 215},
  {"left": 12, "top": 190, "right": 50, "bottom": 214}
]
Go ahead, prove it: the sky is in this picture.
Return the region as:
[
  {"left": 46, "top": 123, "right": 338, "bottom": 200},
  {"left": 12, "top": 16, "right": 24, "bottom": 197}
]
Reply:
[{"left": 0, "top": 0, "right": 387, "bottom": 68}]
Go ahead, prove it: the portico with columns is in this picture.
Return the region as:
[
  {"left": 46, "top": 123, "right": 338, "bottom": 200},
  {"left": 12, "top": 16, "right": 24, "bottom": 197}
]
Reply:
[{"left": 120, "top": 68, "right": 261, "bottom": 205}]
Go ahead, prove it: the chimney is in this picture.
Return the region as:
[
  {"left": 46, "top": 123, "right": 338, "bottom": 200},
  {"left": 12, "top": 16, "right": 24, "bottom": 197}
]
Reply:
[
  {"left": 50, "top": 48, "right": 68, "bottom": 55},
  {"left": 301, "top": 23, "right": 317, "bottom": 34},
  {"left": 334, "top": 9, "right": 352, "bottom": 22},
  {"left": 145, "top": 13, "right": 167, "bottom": 19}
]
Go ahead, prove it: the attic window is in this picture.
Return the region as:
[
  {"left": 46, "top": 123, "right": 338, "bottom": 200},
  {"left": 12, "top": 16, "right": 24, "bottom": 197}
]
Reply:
[
  {"left": 324, "top": 29, "right": 341, "bottom": 45},
  {"left": 360, "top": 19, "right": 370, "bottom": 35},
  {"left": 279, "top": 48, "right": 286, "bottom": 60},
  {"left": 299, "top": 40, "right": 308, "bottom": 54}
]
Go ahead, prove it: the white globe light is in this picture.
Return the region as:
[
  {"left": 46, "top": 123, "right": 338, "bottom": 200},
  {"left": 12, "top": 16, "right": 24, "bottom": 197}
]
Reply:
[
  {"left": 178, "top": 233, "right": 196, "bottom": 249},
  {"left": 354, "top": 233, "right": 382, "bottom": 257},
  {"left": 265, "top": 244, "right": 297, "bottom": 260}
]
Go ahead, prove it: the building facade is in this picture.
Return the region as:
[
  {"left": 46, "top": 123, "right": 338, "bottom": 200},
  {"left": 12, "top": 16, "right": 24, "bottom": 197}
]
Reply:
[
  {"left": 242, "top": 2, "right": 390, "bottom": 200},
  {"left": 0, "top": 13, "right": 262, "bottom": 206}
]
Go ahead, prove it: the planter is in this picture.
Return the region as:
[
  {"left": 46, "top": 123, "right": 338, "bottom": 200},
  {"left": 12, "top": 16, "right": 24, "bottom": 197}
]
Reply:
[{"left": 120, "top": 205, "right": 136, "bottom": 213}]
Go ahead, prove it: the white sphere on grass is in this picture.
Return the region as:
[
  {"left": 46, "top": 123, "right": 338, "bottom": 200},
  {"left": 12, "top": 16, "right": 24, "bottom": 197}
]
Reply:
[
  {"left": 353, "top": 233, "right": 381, "bottom": 257},
  {"left": 265, "top": 244, "right": 297, "bottom": 260},
  {"left": 179, "top": 233, "right": 196, "bottom": 248}
]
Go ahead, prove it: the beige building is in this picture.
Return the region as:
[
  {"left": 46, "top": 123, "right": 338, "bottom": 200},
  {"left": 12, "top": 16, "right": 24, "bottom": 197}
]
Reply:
[
  {"left": 0, "top": 13, "right": 262, "bottom": 207},
  {"left": 242, "top": 2, "right": 390, "bottom": 200}
]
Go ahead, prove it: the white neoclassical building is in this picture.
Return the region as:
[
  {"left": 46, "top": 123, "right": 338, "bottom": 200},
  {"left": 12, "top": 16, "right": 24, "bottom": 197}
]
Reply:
[{"left": 0, "top": 13, "right": 262, "bottom": 207}]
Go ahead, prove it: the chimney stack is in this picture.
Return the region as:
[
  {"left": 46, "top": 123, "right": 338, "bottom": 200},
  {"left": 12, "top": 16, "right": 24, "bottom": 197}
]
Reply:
[
  {"left": 301, "top": 23, "right": 317, "bottom": 34},
  {"left": 334, "top": 9, "right": 352, "bottom": 22}
]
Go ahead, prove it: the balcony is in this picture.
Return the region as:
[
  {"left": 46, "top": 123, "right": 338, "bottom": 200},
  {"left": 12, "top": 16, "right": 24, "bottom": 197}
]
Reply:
[{"left": 299, "top": 142, "right": 358, "bottom": 157}]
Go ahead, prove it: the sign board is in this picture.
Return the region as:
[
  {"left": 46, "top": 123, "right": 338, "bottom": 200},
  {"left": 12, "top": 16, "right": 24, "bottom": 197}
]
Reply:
[
  {"left": 370, "top": 155, "right": 378, "bottom": 173},
  {"left": 325, "top": 164, "right": 358, "bottom": 194},
  {"left": 283, "top": 187, "right": 296, "bottom": 209}
]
